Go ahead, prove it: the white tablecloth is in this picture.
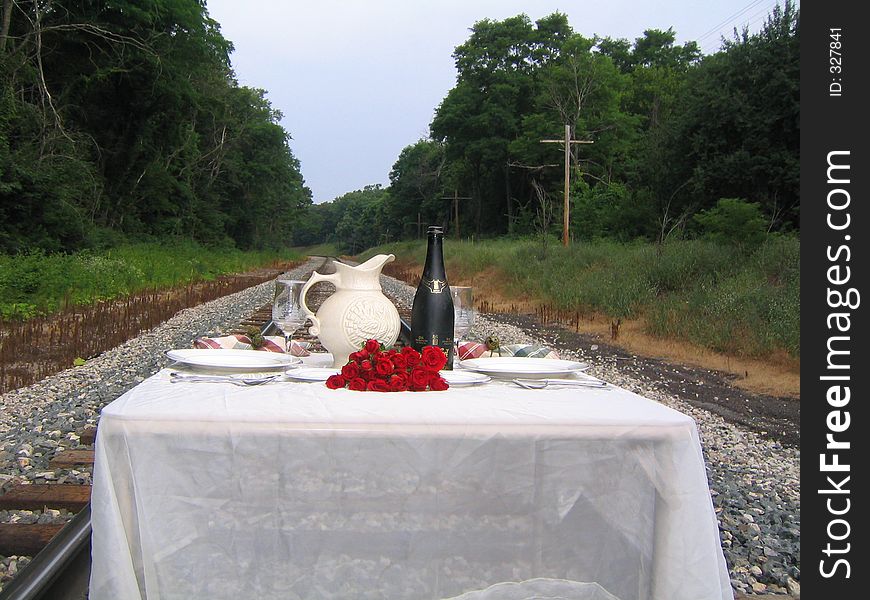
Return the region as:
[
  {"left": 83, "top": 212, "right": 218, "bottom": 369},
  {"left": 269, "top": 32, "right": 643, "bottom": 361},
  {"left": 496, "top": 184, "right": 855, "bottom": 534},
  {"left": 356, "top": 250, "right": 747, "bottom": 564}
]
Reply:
[{"left": 89, "top": 357, "right": 732, "bottom": 600}]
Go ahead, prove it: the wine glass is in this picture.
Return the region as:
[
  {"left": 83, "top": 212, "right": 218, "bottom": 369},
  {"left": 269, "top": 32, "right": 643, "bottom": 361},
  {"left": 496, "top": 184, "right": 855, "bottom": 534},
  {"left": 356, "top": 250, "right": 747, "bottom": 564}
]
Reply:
[
  {"left": 272, "top": 279, "right": 307, "bottom": 354},
  {"left": 451, "top": 286, "right": 475, "bottom": 356}
]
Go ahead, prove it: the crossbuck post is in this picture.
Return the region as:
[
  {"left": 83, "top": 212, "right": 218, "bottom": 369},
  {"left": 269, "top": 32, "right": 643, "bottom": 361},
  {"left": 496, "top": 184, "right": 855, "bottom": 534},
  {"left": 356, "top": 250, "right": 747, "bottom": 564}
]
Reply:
[{"left": 541, "top": 124, "right": 594, "bottom": 246}]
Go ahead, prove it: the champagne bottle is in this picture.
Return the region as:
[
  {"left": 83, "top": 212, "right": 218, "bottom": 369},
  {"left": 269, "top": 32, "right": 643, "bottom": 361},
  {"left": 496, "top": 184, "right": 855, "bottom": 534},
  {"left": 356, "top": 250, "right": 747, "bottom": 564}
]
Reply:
[{"left": 411, "top": 226, "right": 455, "bottom": 369}]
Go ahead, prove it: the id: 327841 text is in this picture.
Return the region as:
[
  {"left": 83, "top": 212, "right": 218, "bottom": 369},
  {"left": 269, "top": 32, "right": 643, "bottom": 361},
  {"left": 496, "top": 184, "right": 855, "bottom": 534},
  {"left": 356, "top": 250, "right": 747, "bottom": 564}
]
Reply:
[{"left": 829, "top": 28, "right": 843, "bottom": 97}]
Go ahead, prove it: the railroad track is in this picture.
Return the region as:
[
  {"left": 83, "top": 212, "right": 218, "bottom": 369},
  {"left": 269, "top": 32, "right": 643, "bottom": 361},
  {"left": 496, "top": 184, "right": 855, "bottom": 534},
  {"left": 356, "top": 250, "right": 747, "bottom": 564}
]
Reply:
[
  {"left": 1, "top": 258, "right": 793, "bottom": 600},
  {"left": 0, "top": 256, "right": 412, "bottom": 599}
]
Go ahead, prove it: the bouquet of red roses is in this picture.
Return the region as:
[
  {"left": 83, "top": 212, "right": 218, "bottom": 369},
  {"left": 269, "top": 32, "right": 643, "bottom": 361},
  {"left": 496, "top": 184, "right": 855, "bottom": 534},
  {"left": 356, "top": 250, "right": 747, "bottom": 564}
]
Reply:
[{"left": 326, "top": 339, "right": 449, "bottom": 392}]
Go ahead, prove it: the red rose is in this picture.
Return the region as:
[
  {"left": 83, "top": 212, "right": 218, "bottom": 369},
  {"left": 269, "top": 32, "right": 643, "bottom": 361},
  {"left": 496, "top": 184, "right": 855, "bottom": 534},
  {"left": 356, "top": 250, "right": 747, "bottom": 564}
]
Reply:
[
  {"left": 366, "top": 379, "right": 390, "bottom": 392},
  {"left": 325, "top": 374, "right": 346, "bottom": 389},
  {"left": 391, "top": 353, "right": 408, "bottom": 370},
  {"left": 401, "top": 347, "right": 421, "bottom": 367},
  {"left": 375, "top": 357, "right": 395, "bottom": 377},
  {"left": 389, "top": 373, "right": 409, "bottom": 392},
  {"left": 422, "top": 346, "right": 448, "bottom": 371},
  {"left": 359, "top": 359, "right": 373, "bottom": 372},
  {"left": 341, "top": 363, "right": 360, "bottom": 380},
  {"left": 365, "top": 339, "right": 381, "bottom": 354},
  {"left": 386, "top": 348, "right": 398, "bottom": 357},
  {"left": 409, "top": 367, "right": 430, "bottom": 390},
  {"left": 348, "top": 377, "right": 367, "bottom": 391},
  {"left": 429, "top": 376, "right": 449, "bottom": 391},
  {"left": 349, "top": 351, "right": 367, "bottom": 363}
]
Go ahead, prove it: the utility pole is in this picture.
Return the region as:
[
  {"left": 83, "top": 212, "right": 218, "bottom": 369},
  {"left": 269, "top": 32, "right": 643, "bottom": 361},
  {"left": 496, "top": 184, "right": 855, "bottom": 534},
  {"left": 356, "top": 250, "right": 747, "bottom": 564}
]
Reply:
[
  {"left": 541, "top": 124, "right": 593, "bottom": 246},
  {"left": 441, "top": 190, "right": 472, "bottom": 239}
]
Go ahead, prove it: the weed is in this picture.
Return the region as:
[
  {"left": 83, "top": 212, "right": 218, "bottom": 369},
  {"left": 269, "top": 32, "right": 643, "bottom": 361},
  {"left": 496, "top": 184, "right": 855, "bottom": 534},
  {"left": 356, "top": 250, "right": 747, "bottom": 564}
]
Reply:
[{"left": 361, "top": 236, "right": 800, "bottom": 361}]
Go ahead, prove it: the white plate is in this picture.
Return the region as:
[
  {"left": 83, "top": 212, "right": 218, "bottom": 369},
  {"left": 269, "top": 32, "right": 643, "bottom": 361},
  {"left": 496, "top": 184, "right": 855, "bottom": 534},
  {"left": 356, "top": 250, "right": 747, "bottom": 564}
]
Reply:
[
  {"left": 440, "top": 370, "right": 491, "bottom": 386},
  {"left": 165, "top": 349, "right": 301, "bottom": 371},
  {"left": 284, "top": 367, "right": 341, "bottom": 382},
  {"left": 459, "top": 357, "right": 589, "bottom": 379}
]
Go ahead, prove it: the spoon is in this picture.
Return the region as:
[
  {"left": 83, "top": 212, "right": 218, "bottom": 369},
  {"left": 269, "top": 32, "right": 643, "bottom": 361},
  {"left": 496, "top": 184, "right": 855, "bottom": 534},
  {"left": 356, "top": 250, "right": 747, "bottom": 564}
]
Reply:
[
  {"left": 511, "top": 378, "right": 608, "bottom": 390},
  {"left": 169, "top": 372, "right": 281, "bottom": 386}
]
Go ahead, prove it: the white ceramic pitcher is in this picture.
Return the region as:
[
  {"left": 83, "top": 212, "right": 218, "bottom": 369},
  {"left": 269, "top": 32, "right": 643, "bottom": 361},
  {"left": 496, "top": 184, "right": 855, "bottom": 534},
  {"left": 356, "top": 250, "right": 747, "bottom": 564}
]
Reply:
[{"left": 300, "top": 255, "right": 401, "bottom": 367}]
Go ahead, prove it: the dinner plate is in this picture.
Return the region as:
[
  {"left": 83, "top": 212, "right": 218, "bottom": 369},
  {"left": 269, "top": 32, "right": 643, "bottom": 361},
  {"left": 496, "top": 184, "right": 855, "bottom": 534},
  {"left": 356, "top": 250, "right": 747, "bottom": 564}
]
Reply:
[
  {"left": 440, "top": 370, "right": 491, "bottom": 387},
  {"left": 458, "top": 357, "right": 589, "bottom": 379},
  {"left": 284, "top": 367, "right": 341, "bottom": 382},
  {"left": 165, "top": 349, "right": 301, "bottom": 371}
]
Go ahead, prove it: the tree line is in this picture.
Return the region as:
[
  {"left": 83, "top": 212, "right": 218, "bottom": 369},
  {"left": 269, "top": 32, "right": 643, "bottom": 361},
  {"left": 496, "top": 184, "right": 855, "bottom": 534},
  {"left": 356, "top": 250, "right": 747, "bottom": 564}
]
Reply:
[
  {"left": 1, "top": 0, "right": 311, "bottom": 254},
  {"left": 2, "top": 2, "right": 799, "bottom": 257},
  {"left": 301, "top": 2, "right": 799, "bottom": 254}
]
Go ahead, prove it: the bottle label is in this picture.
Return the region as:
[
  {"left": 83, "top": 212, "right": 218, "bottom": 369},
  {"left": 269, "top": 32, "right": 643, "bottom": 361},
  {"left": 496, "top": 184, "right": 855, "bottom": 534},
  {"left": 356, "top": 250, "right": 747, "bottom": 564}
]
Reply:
[
  {"left": 422, "top": 277, "right": 447, "bottom": 294},
  {"left": 414, "top": 334, "right": 454, "bottom": 346}
]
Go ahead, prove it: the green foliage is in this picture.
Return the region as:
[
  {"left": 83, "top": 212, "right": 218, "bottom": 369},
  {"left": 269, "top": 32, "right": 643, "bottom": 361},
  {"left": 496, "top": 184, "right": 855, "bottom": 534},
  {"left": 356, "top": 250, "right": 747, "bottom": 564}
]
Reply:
[
  {"left": 675, "top": 1, "right": 800, "bottom": 229},
  {"left": 646, "top": 237, "right": 799, "bottom": 357},
  {"left": 0, "top": 0, "right": 311, "bottom": 253},
  {"left": 298, "top": 186, "right": 392, "bottom": 255},
  {"left": 431, "top": 14, "right": 576, "bottom": 235},
  {"left": 572, "top": 180, "right": 656, "bottom": 241},
  {"left": 693, "top": 198, "right": 769, "bottom": 247},
  {"left": 0, "top": 241, "right": 299, "bottom": 319},
  {"left": 275, "top": 4, "right": 799, "bottom": 255},
  {"left": 384, "top": 140, "right": 448, "bottom": 239},
  {"left": 364, "top": 236, "right": 799, "bottom": 360},
  {"left": 292, "top": 242, "right": 342, "bottom": 258}
]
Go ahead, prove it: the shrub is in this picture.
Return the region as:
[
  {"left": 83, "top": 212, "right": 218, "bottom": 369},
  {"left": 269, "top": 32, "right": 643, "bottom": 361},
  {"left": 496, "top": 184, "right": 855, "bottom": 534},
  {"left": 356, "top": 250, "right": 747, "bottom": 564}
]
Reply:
[{"left": 693, "top": 198, "right": 768, "bottom": 248}]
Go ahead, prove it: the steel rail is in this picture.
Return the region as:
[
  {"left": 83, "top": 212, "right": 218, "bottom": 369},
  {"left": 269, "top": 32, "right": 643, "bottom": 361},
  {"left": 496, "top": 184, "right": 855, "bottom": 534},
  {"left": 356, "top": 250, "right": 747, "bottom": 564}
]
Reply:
[
  {"left": 0, "top": 505, "right": 91, "bottom": 600},
  {"left": 1, "top": 255, "right": 412, "bottom": 600}
]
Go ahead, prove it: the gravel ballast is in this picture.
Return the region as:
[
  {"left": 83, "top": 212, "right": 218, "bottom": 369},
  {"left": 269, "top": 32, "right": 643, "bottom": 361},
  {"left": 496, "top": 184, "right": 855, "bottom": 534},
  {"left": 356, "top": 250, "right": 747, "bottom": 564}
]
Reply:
[{"left": 1, "top": 262, "right": 799, "bottom": 596}]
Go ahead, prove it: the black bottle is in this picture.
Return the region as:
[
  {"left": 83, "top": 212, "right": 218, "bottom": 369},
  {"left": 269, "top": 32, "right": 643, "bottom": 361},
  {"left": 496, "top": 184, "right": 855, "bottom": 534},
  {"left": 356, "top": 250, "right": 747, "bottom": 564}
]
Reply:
[{"left": 411, "top": 226, "right": 455, "bottom": 369}]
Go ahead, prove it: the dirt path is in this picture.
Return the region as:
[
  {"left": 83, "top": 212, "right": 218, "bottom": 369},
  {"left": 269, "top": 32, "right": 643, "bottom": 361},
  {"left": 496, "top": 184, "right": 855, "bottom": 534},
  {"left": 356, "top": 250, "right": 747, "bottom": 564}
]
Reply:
[{"left": 488, "top": 312, "right": 800, "bottom": 448}]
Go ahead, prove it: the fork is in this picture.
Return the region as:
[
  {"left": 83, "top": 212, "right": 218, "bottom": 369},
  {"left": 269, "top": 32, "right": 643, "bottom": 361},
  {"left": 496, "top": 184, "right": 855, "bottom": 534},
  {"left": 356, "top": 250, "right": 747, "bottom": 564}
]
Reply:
[
  {"left": 169, "top": 372, "right": 281, "bottom": 386},
  {"left": 511, "top": 378, "right": 608, "bottom": 390}
]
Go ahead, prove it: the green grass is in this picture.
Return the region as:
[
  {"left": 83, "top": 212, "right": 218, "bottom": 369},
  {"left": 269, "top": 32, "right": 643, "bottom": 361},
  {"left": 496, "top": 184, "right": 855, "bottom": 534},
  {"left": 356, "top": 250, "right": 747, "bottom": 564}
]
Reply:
[
  {"left": 361, "top": 236, "right": 800, "bottom": 360},
  {"left": 292, "top": 242, "right": 343, "bottom": 258},
  {"left": 0, "top": 240, "right": 302, "bottom": 319}
]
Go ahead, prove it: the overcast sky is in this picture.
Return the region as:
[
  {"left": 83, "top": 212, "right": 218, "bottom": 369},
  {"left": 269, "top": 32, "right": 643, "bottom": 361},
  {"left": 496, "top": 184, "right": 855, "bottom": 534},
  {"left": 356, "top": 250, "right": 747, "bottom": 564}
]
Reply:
[{"left": 205, "top": 0, "right": 788, "bottom": 204}]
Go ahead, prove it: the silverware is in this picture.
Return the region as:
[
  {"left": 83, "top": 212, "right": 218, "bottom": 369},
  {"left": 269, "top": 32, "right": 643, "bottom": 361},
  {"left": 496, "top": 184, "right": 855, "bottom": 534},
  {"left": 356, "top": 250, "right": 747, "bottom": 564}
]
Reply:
[
  {"left": 169, "top": 372, "right": 280, "bottom": 386},
  {"left": 511, "top": 378, "right": 608, "bottom": 390}
]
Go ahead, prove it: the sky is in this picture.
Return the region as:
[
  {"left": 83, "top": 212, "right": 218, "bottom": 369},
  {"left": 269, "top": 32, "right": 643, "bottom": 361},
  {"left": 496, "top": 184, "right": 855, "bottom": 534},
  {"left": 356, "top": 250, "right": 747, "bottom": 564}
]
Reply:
[{"left": 205, "top": 0, "right": 789, "bottom": 204}]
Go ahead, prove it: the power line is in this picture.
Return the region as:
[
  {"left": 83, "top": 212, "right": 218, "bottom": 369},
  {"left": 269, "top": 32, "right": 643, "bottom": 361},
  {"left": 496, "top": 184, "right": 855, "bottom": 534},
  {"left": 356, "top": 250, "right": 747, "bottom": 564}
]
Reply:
[
  {"left": 696, "top": 0, "right": 769, "bottom": 43},
  {"left": 744, "top": 0, "right": 789, "bottom": 31},
  {"left": 700, "top": 0, "right": 786, "bottom": 54}
]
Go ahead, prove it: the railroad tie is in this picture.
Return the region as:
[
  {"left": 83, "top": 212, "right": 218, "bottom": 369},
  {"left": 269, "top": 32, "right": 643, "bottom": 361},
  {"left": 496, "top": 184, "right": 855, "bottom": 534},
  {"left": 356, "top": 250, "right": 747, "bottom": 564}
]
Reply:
[
  {"left": 48, "top": 450, "right": 95, "bottom": 469},
  {"left": 0, "top": 483, "right": 90, "bottom": 555},
  {"left": 0, "top": 523, "right": 66, "bottom": 557},
  {"left": 0, "top": 484, "right": 91, "bottom": 513}
]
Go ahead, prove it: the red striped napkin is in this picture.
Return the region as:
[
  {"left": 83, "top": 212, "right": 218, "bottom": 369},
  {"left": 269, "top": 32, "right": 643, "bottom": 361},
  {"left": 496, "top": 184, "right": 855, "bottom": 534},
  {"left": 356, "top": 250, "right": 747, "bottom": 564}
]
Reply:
[
  {"left": 457, "top": 342, "right": 560, "bottom": 360},
  {"left": 193, "top": 335, "right": 310, "bottom": 356}
]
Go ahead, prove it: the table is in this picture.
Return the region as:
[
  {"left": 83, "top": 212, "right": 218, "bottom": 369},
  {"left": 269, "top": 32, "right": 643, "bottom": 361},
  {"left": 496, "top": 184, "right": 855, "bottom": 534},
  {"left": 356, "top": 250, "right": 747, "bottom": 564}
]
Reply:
[{"left": 89, "top": 357, "right": 733, "bottom": 600}]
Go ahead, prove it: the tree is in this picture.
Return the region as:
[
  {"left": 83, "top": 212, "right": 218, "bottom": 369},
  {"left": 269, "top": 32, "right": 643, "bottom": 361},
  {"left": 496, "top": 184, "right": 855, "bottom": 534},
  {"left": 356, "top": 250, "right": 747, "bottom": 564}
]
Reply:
[
  {"left": 676, "top": 1, "right": 800, "bottom": 228},
  {"left": 431, "top": 13, "right": 573, "bottom": 235},
  {"left": 332, "top": 186, "right": 389, "bottom": 254},
  {"left": 1, "top": 0, "right": 311, "bottom": 252},
  {"left": 596, "top": 29, "right": 701, "bottom": 241},
  {"left": 316, "top": 6, "right": 800, "bottom": 253},
  {"left": 384, "top": 140, "right": 446, "bottom": 239}
]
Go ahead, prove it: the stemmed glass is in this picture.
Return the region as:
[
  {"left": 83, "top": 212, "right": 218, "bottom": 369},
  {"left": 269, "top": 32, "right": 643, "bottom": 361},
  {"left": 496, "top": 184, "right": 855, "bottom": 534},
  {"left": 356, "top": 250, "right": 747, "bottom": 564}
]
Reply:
[
  {"left": 272, "top": 279, "right": 307, "bottom": 354},
  {"left": 451, "top": 286, "right": 475, "bottom": 358}
]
